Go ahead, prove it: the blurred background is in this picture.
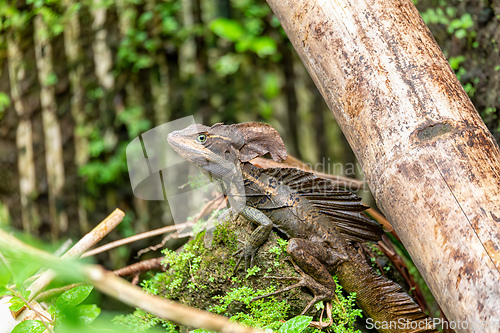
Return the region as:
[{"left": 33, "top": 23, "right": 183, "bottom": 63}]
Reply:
[{"left": 0, "top": 0, "right": 499, "bottom": 270}]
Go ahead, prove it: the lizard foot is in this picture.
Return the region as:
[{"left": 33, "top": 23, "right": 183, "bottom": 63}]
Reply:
[
  {"left": 251, "top": 260, "right": 336, "bottom": 315},
  {"left": 309, "top": 301, "right": 333, "bottom": 329},
  {"left": 232, "top": 243, "right": 258, "bottom": 273}
]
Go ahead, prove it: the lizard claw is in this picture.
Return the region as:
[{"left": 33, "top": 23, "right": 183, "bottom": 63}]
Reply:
[
  {"left": 232, "top": 242, "right": 258, "bottom": 273},
  {"left": 309, "top": 301, "right": 333, "bottom": 329},
  {"left": 251, "top": 260, "right": 336, "bottom": 315}
]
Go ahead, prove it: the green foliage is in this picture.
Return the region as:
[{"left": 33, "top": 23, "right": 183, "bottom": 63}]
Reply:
[
  {"left": 269, "top": 238, "right": 288, "bottom": 257},
  {"left": 209, "top": 285, "right": 290, "bottom": 331},
  {"left": 449, "top": 55, "right": 466, "bottom": 70},
  {"left": 329, "top": 276, "right": 362, "bottom": 333},
  {"left": 119, "top": 220, "right": 362, "bottom": 332},
  {"left": 210, "top": 18, "right": 245, "bottom": 42},
  {"left": 245, "top": 265, "right": 261, "bottom": 278},
  {"left": 113, "top": 309, "right": 168, "bottom": 332},
  {"left": 210, "top": 17, "right": 277, "bottom": 58},
  {"left": 9, "top": 294, "right": 30, "bottom": 312},
  {"left": 0, "top": 92, "right": 11, "bottom": 119},
  {"left": 12, "top": 320, "right": 46, "bottom": 333},
  {"left": 55, "top": 285, "right": 94, "bottom": 310},
  {"left": 191, "top": 316, "right": 313, "bottom": 333},
  {"left": 278, "top": 315, "right": 312, "bottom": 333},
  {"left": 420, "top": 8, "right": 475, "bottom": 40}
]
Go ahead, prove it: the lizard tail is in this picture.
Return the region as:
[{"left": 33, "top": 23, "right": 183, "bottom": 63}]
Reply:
[{"left": 336, "top": 246, "right": 438, "bottom": 333}]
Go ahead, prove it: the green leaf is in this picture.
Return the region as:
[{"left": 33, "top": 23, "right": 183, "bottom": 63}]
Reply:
[
  {"left": 278, "top": 315, "right": 312, "bottom": 333},
  {"left": 209, "top": 18, "right": 245, "bottom": 42},
  {"left": 0, "top": 92, "right": 11, "bottom": 112},
  {"left": 73, "top": 304, "right": 101, "bottom": 325},
  {"left": 9, "top": 296, "right": 25, "bottom": 312},
  {"left": 55, "top": 285, "right": 93, "bottom": 310},
  {"left": 262, "top": 73, "right": 280, "bottom": 99},
  {"left": 454, "top": 28, "right": 467, "bottom": 39},
  {"left": 250, "top": 36, "right": 277, "bottom": 57},
  {"left": 12, "top": 320, "right": 46, "bottom": 333},
  {"left": 214, "top": 53, "right": 241, "bottom": 76},
  {"left": 449, "top": 55, "right": 466, "bottom": 70},
  {"left": 235, "top": 38, "right": 252, "bottom": 53},
  {"left": 45, "top": 73, "right": 58, "bottom": 86}
]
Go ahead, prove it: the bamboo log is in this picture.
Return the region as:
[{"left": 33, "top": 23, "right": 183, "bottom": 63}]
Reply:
[
  {"left": 34, "top": 15, "right": 68, "bottom": 239},
  {"left": 265, "top": 0, "right": 500, "bottom": 331},
  {"left": 63, "top": 0, "right": 90, "bottom": 232},
  {"left": 7, "top": 33, "right": 40, "bottom": 232},
  {"left": 91, "top": 0, "right": 115, "bottom": 90}
]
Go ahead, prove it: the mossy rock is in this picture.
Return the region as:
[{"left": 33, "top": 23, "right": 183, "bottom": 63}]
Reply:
[
  {"left": 134, "top": 215, "right": 371, "bottom": 332},
  {"left": 145, "top": 216, "right": 315, "bottom": 317}
]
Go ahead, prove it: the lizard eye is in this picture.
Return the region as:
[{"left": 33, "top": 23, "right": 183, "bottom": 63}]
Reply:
[{"left": 196, "top": 134, "right": 207, "bottom": 143}]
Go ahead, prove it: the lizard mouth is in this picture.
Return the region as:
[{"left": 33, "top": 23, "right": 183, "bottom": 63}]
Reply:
[{"left": 167, "top": 131, "right": 209, "bottom": 166}]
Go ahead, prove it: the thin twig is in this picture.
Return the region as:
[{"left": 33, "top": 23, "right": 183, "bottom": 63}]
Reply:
[
  {"left": 0, "top": 230, "right": 264, "bottom": 333},
  {"left": 85, "top": 265, "right": 264, "bottom": 333},
  {"left": 34, "top": 283, "right": 83, "bottom": 302},
  {"left": 82, "top": 221, "right": 193, "bottom": 258},
  {"left": 365, "top": 208, "right": 394, "bottom": 233},
  {"left": 137, "top": 233, "right": 175, "bottom": 257},
  {"left": 136, "top": 194, "right": 226, "bottom": 257},
  {"left": 113, "top": 257, "right": 166, "bottom": 277},
  {"left": 7, "top": 287, "right": 53, "bottom": 331},
  {"left": 27, "top": 209, "right": 125, "bottom": 301}
]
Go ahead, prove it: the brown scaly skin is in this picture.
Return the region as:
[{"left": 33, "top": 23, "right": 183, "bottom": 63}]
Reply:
[{"left": 167, "top": 122, "right": 438, "bottom": 333}]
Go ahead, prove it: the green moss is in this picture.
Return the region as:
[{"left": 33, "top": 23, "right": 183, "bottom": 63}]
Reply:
[
  {"left": 211, "top": 217, "right": 238, "bottom": 252},
  {"left": 119, "top": 218, "right": 364, "bottom": 332}
]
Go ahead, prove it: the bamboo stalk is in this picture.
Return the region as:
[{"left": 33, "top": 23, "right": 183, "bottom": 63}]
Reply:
[
  {"left": 91, "top": 0, "right": 115, "bottom": 90},
  {"left": 7, "top": 32, "right": 40, "bottom": 232},
  {"left": 265, "top": 0, "right": 500, "bottom": 330},
  {"left": 33, "top": 14, "right": 68, "bottom": 239},
  {"left": 62, "top": 0, "right": 90, "bottom": 233}
]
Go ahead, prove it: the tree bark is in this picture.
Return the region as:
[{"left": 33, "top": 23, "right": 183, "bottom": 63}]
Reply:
[{"left": 265, "top": 0, "right": 500, "bottom": 331}]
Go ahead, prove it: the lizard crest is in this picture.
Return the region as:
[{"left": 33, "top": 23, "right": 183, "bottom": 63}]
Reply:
[{"left": 167, "top": 122, "right": 287, "bottom": 169}]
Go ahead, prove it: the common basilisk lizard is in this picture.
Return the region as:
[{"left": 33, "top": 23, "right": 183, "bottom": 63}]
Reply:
[{"left": 167, "top": 122, "right": 437, "bottom": 333}]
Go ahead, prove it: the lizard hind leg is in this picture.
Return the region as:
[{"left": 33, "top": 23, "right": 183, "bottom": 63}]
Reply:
[{"left": 252, "top": 238, "right": 344, "bottom": 315}]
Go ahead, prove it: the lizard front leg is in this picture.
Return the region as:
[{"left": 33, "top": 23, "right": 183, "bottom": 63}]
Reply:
[{"left": 233, "top": 206, "right": 273, "bottom": 270}]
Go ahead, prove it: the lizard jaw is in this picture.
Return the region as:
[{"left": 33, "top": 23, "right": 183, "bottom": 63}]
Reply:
[{"left": 167, "top": 131, "right": 210, "bottom": 167}]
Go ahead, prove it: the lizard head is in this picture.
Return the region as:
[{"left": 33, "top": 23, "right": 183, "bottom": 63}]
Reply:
[{"left": 167, "top": 122, "right": 287, "bottom": 172}]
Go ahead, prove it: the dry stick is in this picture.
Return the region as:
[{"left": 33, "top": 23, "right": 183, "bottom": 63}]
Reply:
[
  {"left": 82, "top": 221, "right": 193, "bottom": 258},
  {"left": 35, "top": 283, "right": 83, "bottom": 302},
  {"left": 113, "top": 257, "right": 165, "bottom": 278},
  {"left": 137, "top": 233, "right": 175, "bottom": 257},
  {"left": 141, "top": 195, "right": 227, "bottom": 255},
  {"left": 365, "top": 208, "right": 394, "bottom": 233},
  {"left": 85, "top": 265, "right": 263, "bottom": 333},
  {"left": 0, "top": 230, "right": 263, "bottom": 333},
  {"left": 27, "top": 209, "right": 125, "bottom": 301},
  {"left": 24, "top": 238, "right": 75, "bottom": 287},
  {"left": 86, "top": 194, "right": 226, "bottom": 258}
]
